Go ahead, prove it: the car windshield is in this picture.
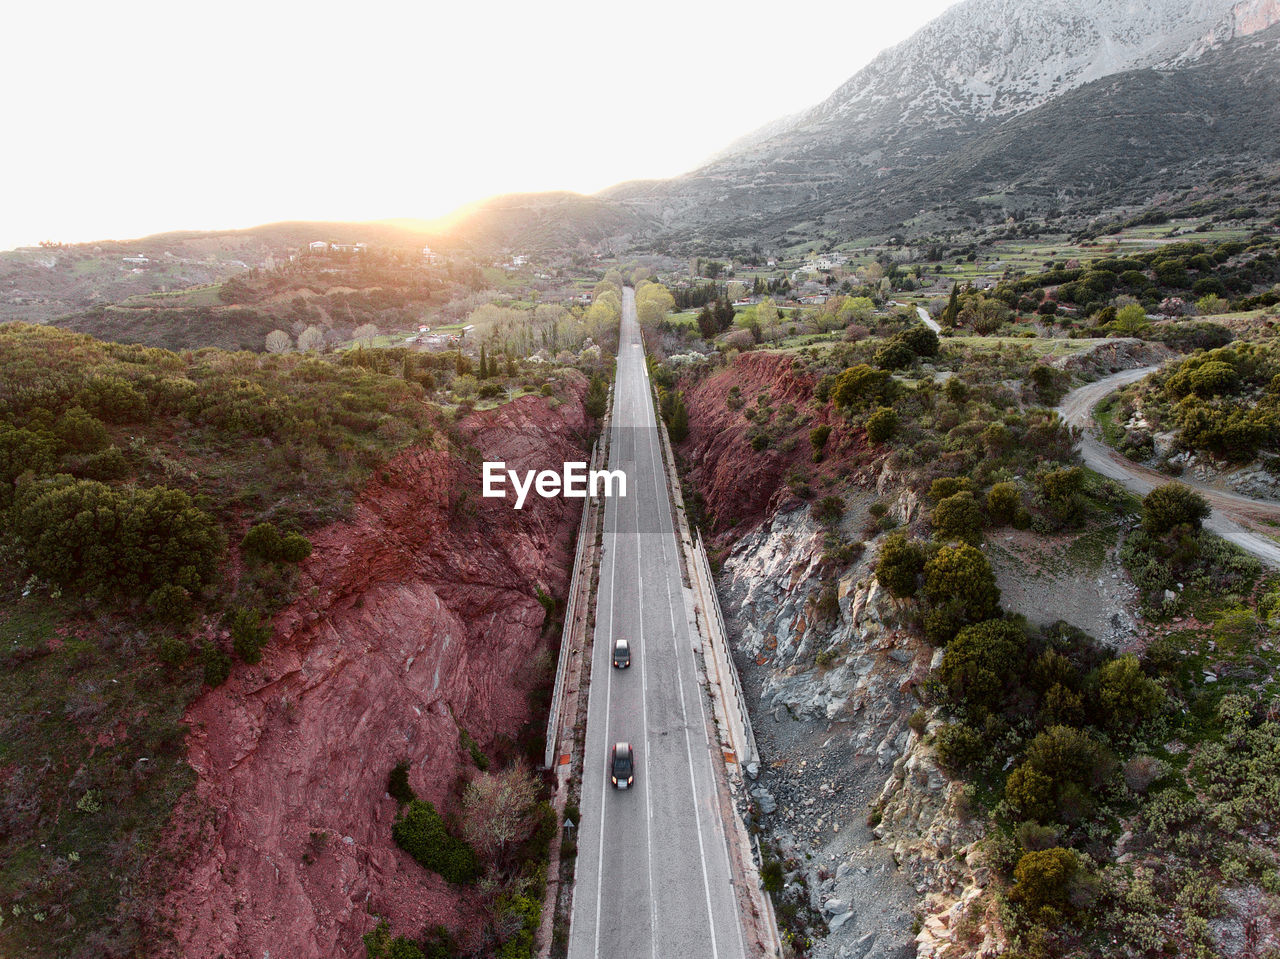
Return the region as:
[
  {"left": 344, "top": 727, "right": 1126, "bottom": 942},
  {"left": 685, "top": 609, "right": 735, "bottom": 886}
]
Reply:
[{"left": 612, "top": 749, "right": 632, "bottom": 774}]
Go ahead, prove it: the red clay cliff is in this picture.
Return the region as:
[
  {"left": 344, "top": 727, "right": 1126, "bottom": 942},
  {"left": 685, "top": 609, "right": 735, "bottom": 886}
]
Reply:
[{"left": 164, "top": 386, "right": 590, "bottom": 958}]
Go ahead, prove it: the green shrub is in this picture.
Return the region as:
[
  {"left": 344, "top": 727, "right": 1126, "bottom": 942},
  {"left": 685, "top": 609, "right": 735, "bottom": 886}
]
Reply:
[
  {"left": 875, "top": 533, "right": 925, "bottom": 600},
  {"left": 56, "top": 406, "right": 109, "bottom": 452},
  {"left": 78, "top": 446, "right": 130, "bottom": 480},
  {"left": 80, "top": 375, "right": 147, "bottom": 423},
  {"left": 814, "top": 495, "right": 845, "bottom": 527},
  {"left": 896, "top": 325, "right": 939, "bottom": 357},
  {"left": 1097, "top": 655, "right": 1165, "bottom": 730},
  {"left": 1141, "top": 483, "right": 1210, "bottom": 535},
  {"left": 923, "top": 543, "right": 1000, "bottom": 624},
  {"left": 833, "top": 364, "right": 896, "bottom": 411},
  {"left": 866, "top": 406, "right": 898, "bottom": 443},
  {"left": 874, "top": 341, "right": 915, "bottom": 371},
  {"left": 929, "top": 476, "right": 973, "bottom": 502},
  {"left": 0, "top": 424, "right": 60, "bottom": 504},
  {"left": 229, "top": 607, "right": 271, "bottom": 664},
  {"left": 939, "top": 619, "right": 1026, "bottom": 710},
  {"left": 934, "top": 722, "right": 984, "bottom": 774},
  {"left": 809, "top": 424, "right": 832, "bottom": 454},
  {"left": 931, "top": 491, "right": 983, "bottom": 544},
  {"left": 1012, "top": 848, "right": 1079, "bottom": 913},
  {"left": 155, "top": 633, "right": 190, "bottom": 667},
  {"left": 1035, "top": 466, "right": 1086, "bottom": 527},
  {"left": 363, "top": 921, "right": 426, "bottom": 959},
  {"left": 201, "top": 640, "right": 232, "bottom": 687},
  {"left": 147, "top": 583, "right": 194, "bottom": 626},
  {"left": 987, "top": 482, "right": 1020, "bottom": 526},
  {"left": 1005, "top": 764, "right": 1057, "bottom": 822},
  {"left": 1021, "top": 725, "right": 1112, "bottom": 807},
  {"left": 392, "top": 799, "right": 479, "bottom": 884}
]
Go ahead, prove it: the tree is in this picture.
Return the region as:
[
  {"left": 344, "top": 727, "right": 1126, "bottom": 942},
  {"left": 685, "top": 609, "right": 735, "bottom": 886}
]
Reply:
[
  {"left": 635, "top": 282, "right": 675, "bottom": 327},
  {"left": 715, "top": 298, "right": 736, "bottom": 332},
  {"left": 876, "top": 533, "right": 925, "bottom": 600},
  {"left": 840, "top": 296, "right": 875, "bottom": 323},
  {"left": 265, "top": 329, "right": 292, "bottom": 353},
  {"left": 478, "top": 344, "right": 488, "bottom": 380},
  {"left": 13, "top": 477, "right": 224, "bottom": 600},
  {"left": 352, "top": 322, "right": 379, "bottom": 346},
  {"left": 664, "top": 391, "right": 689, "bottom": 442},
  {"left": 941, "top": 283, "right": 961, "bottom": 328},
  {"left": 939, "top": 618, "right": 1025, "bottom": 710},
  {"left": 923, "top": 543, "right": 999, "bottom": 622},
  {"left": 1114, "top": 303, "right": 1148, "bottom": 334},
  {"left": 756, "top": 297, "right": 779, "bottom": 339},
  {"left": 1141, "top": 483, "right": 1210, "bottom": 535},
  {"left": 695, "top": 304, "right": 717, "bottom": 339},
  {"left": 460, "top": 761, "right": 540, "bottom": 865},
  {"left": 587, "top": 290, "right": 622, "bottom": 330},
  {"left": 297, "top": 325, "right": 324, "bottom": 352},
  {"left": 931, "top": 491, "right": 982, "bottom": 544}
]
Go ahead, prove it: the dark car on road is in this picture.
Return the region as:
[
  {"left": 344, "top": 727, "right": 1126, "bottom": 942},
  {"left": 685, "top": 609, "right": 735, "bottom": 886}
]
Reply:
[
  {"left": 610, "top": 742, "right": 634, "bottom": 789},
  {"left": 611, "top": 638, "right": 631, "bottom": 668}
]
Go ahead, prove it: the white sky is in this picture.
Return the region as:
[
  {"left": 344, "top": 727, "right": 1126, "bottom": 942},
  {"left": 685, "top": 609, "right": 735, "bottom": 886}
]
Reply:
[{"left": 1, "top": 0, "right": 957, "bottom": 250}]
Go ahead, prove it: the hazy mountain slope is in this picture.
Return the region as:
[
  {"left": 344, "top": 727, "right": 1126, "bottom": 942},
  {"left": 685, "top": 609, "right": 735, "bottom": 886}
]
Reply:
[
  {"left": 821, "top": 20, "right": 1280, "bottom": 234},
  {"left": 603, "top": 0, "right": 1280, "bottom": 243},
  {"left": 439, "top": 191, "right": 657, "bottom": 253}
]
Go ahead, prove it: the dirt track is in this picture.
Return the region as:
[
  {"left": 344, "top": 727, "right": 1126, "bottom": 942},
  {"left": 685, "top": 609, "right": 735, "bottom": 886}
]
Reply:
[{"left": 1057, "top": 366, "right": 1280, "bottom": 568}]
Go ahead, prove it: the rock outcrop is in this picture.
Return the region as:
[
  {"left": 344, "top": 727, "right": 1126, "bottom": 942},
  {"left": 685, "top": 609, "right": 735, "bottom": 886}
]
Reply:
[
  {"left": 716, "top": 498, "right": 998, "bottom": 958},
  {"left": 164, "top": 390, "right": 590, "bottom": 958}
]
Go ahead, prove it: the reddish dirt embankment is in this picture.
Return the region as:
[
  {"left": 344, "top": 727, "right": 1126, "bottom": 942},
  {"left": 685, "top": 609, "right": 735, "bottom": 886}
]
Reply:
[
  {"left": 680, "top": 351, "right": 862, "bottom": 543},
  {"left": 165, "top": 387, "right": 590, "bottom": 958}
]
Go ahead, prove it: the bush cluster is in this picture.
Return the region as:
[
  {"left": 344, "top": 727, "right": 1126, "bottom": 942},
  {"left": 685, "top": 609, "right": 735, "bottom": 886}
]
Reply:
[{"left": 392, "top": 799, "right": 479, "bottom": 885}]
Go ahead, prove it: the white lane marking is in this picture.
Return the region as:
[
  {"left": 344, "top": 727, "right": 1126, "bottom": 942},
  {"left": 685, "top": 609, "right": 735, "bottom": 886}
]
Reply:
[
  {"left": 638, "top": 348, "right": 722, "bottom": 959},
  {"left": 636, "top": 389, "right": 659, "bottom": 959},
  {"left": 589, "top": 367, "right": 623, "bottom": 959}
]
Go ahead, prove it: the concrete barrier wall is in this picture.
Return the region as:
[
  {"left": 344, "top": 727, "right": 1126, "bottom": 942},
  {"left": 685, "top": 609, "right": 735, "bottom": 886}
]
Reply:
[
  {"left": 691, "top": 530, "right": 760, "bottom": 775},
  {"left": 542, "top": 412, "right": 608, "bottom": 770}
]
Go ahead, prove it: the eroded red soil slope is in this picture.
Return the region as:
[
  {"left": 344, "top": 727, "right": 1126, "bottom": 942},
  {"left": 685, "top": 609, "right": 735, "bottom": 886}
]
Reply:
[
  {"left": 679, "top": 351, "right": 863, "bottom": 542},
  {"left": 165, "top": 388, "right": 589, "bottom": 958}
]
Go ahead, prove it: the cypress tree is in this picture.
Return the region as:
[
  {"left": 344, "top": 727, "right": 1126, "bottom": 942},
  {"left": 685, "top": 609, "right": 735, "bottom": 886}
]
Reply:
[
  {"left": 479, "top": 345, "right": 488, "bottom": 379},
  {"left": 942, "top": 283, "right": 961, "bottom": 328}
]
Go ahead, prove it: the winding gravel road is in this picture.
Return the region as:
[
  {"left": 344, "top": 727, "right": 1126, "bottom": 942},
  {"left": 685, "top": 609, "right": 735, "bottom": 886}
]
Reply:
[{"left": 1057, "top": 366, "right": 1280, "bottom": 568}]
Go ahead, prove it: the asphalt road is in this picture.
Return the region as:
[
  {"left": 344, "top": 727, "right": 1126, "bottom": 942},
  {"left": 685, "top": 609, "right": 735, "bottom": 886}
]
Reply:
[
  {"left": 568, "top": 289, "right": 747, "bottom": 959},
  {"left": 1057, "top": 365, "right": 1280, "bottom": 568}
]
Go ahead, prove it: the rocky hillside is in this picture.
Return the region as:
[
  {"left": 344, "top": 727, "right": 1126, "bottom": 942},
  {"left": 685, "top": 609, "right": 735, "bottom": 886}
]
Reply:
[
  {"left": 164, "top": 391, "right": 591, "bottom": 958},
  {"left": 604, "top": 0, "right": 1280, "bottom": 246}
]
